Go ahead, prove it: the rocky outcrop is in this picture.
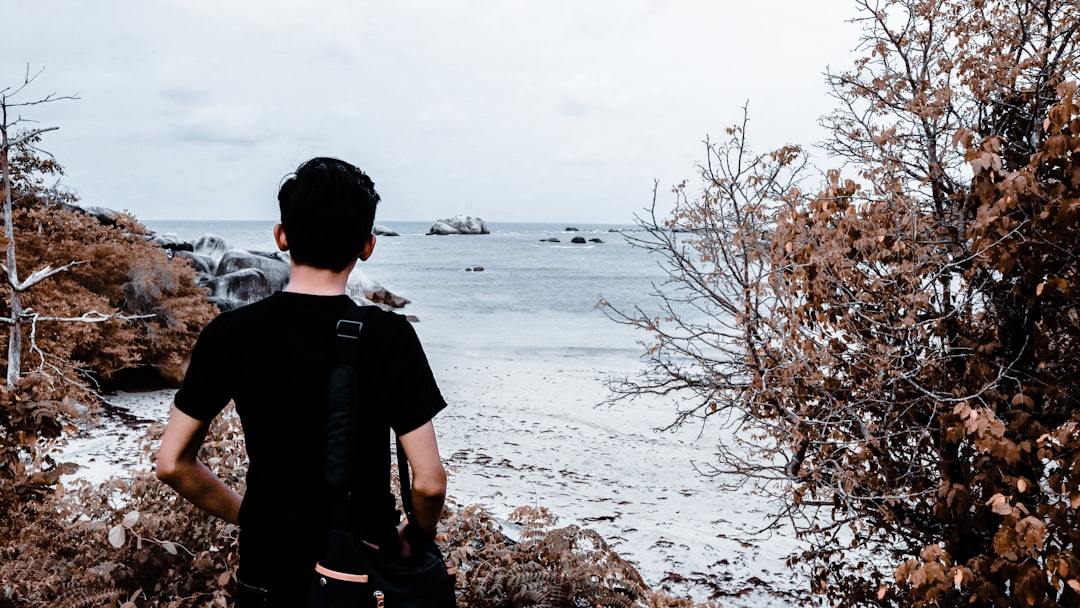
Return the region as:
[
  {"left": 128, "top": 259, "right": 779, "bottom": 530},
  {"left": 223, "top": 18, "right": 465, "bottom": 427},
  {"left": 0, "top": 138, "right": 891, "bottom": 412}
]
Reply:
[
  {"left": 427, "top": 215, "right": 489, "bottom": 235},
  {"left": 571, "top": 236, "right": 587, "bottom": 244},
  {"left": 348, "top": 268, "right": 410, "bottom": 309},
  {"left": 174, "top": 250, "right": 217, "bottom": 276},
  {"left": 150, "top": 232, "right": 411, "bottom": 312},
  {"left": 216, "top": 250, "right": 290, "bottom": 293},
  {"left": 193, "top": 234, "right": 230, "bottom": 258},
  {"left": 151, "top": 234, "right": 193, "bottom": 252},
  {"left": 202, "top": 268, "right": 273, "bottom": 311},
  {"left": 373, "top": 225, "right": 400, "bottom": 237}
]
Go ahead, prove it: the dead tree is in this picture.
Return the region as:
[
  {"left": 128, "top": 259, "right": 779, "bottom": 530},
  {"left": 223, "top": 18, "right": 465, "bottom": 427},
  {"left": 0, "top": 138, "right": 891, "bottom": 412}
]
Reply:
[{"left": 0, "top": 67, "right": 147, "bottom": 390}]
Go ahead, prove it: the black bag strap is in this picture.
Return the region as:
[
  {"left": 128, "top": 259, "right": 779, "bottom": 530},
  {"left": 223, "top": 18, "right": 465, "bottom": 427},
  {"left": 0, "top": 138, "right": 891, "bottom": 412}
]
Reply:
[
  {"left": 324, "top": 304, "right": 370, "bottom": 499},
  {"left": 325, "top": 304, "right": 417, "bottom": 526},
  {"left": 397, "top": 438, "right": 416, "bottom": 523}
]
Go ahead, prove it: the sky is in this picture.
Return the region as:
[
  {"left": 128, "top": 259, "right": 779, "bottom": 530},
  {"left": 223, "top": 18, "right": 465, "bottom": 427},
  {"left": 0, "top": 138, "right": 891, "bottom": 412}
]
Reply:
[{"left": 2, "top": 1, "right": 858, "bottom": 224}]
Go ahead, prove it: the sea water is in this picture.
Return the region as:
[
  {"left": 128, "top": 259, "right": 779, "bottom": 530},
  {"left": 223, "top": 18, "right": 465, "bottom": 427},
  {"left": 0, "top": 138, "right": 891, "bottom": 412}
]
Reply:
[{"left": 144, "top": 220, "right": 660, "bottom": 365}]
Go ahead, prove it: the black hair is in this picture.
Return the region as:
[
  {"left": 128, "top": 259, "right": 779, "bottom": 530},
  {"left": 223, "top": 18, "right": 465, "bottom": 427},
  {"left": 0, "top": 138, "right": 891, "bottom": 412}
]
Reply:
[{"left": 277, "top": 157, "right": 381, "bottom": 272}]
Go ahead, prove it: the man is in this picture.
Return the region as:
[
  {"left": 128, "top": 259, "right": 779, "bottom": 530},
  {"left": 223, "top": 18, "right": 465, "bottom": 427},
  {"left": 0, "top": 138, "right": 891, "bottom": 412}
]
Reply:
[{"left": 157, "top": 157, "right": 448, "bottom": 607}]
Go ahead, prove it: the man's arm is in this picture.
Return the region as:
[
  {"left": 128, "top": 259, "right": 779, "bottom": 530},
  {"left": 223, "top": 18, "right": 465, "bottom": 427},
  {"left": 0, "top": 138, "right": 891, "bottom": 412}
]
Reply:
[
  {"left": 398, "top": 420, "right": 447, "bottom": 535},
  {"left": 157, "top": 405, "right": 242, "bottom": 525}
]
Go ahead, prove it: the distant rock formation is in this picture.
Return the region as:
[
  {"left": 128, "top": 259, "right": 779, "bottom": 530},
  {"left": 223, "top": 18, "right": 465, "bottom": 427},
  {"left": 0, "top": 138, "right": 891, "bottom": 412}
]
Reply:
[
  {"left": 540, "top": 237, "right": 560, "bottom": 243},
  {"left": 571, "top": 236, "right": 587, "bottom": 244},
  {"left": 428, "top": 215, "right": 489, "bottom": 235},
  {"left": 373, "top": 225, "right": 400, "bottom": 236}
]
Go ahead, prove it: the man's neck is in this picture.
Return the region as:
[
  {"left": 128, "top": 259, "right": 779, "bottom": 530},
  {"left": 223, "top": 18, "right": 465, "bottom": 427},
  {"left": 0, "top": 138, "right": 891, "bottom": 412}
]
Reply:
[{"left": 283, "top": 262, "right": 353, "bottom": 296}]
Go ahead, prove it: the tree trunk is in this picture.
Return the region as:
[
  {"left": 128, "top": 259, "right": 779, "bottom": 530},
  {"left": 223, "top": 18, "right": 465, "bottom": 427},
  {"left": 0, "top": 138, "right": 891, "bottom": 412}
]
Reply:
[{"left": 1, "top": 110, "right": 21, "bottom": 390}]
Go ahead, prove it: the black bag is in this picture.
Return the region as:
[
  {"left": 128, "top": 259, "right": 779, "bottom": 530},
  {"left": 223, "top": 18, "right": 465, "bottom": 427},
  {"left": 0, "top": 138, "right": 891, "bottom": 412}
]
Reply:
[
  {"left": 309, "top": 306, "right": 456, "bottom": 608},
  {"left": 309, "top": 529, "right": 456, "bottom": 608}
]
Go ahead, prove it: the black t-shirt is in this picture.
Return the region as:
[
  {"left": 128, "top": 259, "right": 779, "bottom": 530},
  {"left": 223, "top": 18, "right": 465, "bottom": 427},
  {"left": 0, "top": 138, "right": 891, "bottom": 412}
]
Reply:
[{"left": 174, "top": 291, "right": 446, "bottom": 587}]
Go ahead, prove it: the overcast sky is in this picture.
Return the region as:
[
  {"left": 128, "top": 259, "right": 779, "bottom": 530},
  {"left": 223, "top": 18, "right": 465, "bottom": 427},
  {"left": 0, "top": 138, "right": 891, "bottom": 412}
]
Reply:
[{"left": 3, "top": 1, "right": 857, "bottom": 224}]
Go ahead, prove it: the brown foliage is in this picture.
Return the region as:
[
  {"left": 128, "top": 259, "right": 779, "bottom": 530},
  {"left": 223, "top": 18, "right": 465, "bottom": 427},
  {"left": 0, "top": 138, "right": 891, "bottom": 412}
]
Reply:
[
  {"left": 2, "top": 413, "right": 709, "bottom": 607},
  {"left": 0, "top": 97, "right": 218, "bottom": 606},
  {"left": 0, "top": 411, "right": 244, "bottom": 608},
  {"left": 606, "top": 1, "right": 1080, "bottom": 606},
  {"left": 0, "top": 177, "right": 216, "bottom": 389}
]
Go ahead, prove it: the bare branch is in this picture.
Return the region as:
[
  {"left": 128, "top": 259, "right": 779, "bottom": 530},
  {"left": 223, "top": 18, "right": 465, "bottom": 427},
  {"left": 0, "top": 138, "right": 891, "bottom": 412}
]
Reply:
[
  {"left": 27, "top": 311, "right": 156, "bottom": 324},
  {"left": 2, "top": 127, "right": 60, "bottom": 150},
  {"left": 4, "top": 260, "right": 88, "bottom": 291}
]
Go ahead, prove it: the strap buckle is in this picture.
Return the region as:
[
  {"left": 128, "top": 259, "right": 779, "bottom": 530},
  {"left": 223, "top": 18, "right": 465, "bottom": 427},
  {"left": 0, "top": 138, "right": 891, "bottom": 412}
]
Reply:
[{"left": 336, "top": 319, "right": 363, "bottom": 339}]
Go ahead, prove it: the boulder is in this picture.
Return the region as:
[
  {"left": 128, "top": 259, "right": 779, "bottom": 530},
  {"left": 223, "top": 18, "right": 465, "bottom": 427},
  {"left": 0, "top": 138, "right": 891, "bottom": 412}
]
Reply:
[
  {"left": 215, "top": 249, "right": 290, "bottom": 293},
  {"left": 427, "top": 215, "right": 489, "bottom": 235},
  {"left": 202, "top": 268, "right": 273, "bottom": 307},
  {"left": 207, "top": 296, "right": 242, "bottom": 312},
  {"left": 565, "top": 227, "right": 579, "bottom": 232},
  {"left": 174, "top": 250, "right": 217, "bottom": 276},
  {"left": 65, "top": 204, "right": 124, "bottom": 227},
  {"left": 571, "top": 236, "right": 587, "bottom": 244},
  {"left": 367, "top": 288, "right": 411, "bottom": 308},
  {"left": 194, "top": 234, "right": 230, "bottom": 259},
  {"left": 152, "top": 234, "right": 194, "bottom": 252},
  {"left": 373, "top": 225, "right": 400, "bottom": 237},
  {"left": 348, "top": 268, "right": 410, "bottom": 309},
  {"left": 540, "top": 238, "right": 560, "bottom": 243},
  {"left": 588, "top": 238, "right": 604, "bottom": 244}
]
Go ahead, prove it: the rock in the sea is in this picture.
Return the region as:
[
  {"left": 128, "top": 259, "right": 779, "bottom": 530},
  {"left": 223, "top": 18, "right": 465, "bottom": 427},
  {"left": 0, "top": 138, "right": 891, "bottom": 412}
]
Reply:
[
  {"left": 571, "top": 236, "right": 587, "bottom": 244},
  {"left": 565, "top": 227, "right": 579, "bottom": 232},
  {"left": 367, "top": 289, "right": 410, "bottom": 308},
  {"left": 202, "top": 268, "right": 273, "bottom": 307},
  {"left": 348, "top": 268, "right": 411, "bottom": 309},
  {"left": 194, "top": 234, "right": 230, "bottom": 259},
  {"left": 373, "top": 225, "right": 400, "bottom": 237},
  {"left": 540, "top": 238, "right": 560, "bottom": 243},
  {"left": 427, "top": 215, "right": 489, "bottom": 235},
  {"left": 215, "top": 250, "right": 290, "bottom": 293},
  {"left": 588, "top": 238, "right": 604, "bottom": 243}
]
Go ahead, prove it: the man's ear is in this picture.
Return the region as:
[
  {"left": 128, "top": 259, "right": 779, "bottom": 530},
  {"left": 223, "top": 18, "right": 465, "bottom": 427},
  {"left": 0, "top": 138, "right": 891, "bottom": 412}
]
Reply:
[
  {"left": 273, "top": 224, "right": 289, "bottom": 251},
  {"left": 358, "top": 234, "right": 376, "bottom": 261}
]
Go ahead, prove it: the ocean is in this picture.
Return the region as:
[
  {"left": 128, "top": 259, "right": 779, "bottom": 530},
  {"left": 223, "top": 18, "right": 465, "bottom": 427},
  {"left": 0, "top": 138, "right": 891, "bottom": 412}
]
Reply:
[{"left": 144, "top": 220, "right": 660, "bottom": 365}]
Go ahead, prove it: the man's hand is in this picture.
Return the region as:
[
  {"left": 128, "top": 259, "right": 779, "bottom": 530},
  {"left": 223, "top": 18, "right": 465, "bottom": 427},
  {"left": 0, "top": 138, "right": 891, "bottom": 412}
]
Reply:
[
  {"left": 157, "top": 405, "right": 242, "bottom": 524},
  {"left": 398, "top": 421, "right": 447, "bottom": 535},
  {"left": 397, "top": 521, "right": 437, "bottom": 558}
]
